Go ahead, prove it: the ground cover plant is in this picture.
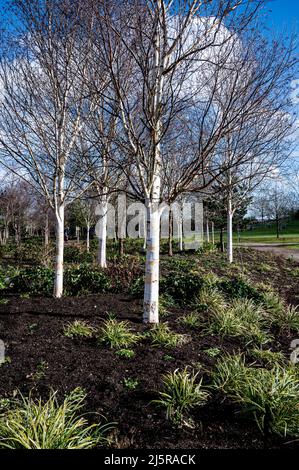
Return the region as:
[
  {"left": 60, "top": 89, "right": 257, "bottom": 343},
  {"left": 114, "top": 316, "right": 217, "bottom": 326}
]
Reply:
[{"left": 1, "top": 244, "right": 299, "bottom": 449}]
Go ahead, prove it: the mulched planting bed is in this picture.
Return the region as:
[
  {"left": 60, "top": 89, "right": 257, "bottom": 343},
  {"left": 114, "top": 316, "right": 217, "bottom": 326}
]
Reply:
[{"left": 0, "top": 292, "right": 298, "bottom": 449}]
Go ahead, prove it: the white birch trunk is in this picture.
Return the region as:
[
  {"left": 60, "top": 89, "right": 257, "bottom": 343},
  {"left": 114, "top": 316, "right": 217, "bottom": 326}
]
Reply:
[
  {"left": 143, "top": 197, "right": 160, "bottom": 324},
  {"left": 179, "top": 218, "right": 183, "bottom": 251},
  {"left": 97, "top": 195, "right": 108, "bottom": 268},
  {"left": 45, "top": 213, "right": 49, "bottom": 246},
  {"left": 211, "top": 221, "right": 215, "bottom": 245},
  {"left": 206, "top": 220, "right": 210, "bottom": 243},
  {"left": 54, "top": 203, "right": 64, "bottom": 298},
  {"left": 86, "top": 224, "right": 90, "bottom": 252},
  {"left": 143, "top": 214, "right": 146, "bottom": 250},
  {"left": 227, "top": 197, "right": 233, "bottom": 264}
]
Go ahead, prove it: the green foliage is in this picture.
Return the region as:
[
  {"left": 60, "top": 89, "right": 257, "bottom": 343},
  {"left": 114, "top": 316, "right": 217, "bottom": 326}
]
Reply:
[
  {"left": 0, "top": 388, "right": 114, "bottom": 449},
  {"left": 64, "top": 246, "right": 94, "bottom": 264},
  {"left": 12, "top": 266, "right": 54, "bottom": 296},
  {"left": 64, "top": 264, "right": 111, "bottom": 296},
  {"left": 219, "top": 277, "right": 263, "bottom": 303},
  {"left": 262, "top": 291, "right": 285, "bottom": 317},
  {"left": 123, "top": 378, "right": 139, "bottom": 390},
  {"left": 163, "top": 354, "right": 175, "bottom": 362},
  {"left": 213, "top": 354, "right": 299, "bottom": 437},
  {"left": 179, "top": 312, "right": 201, "bottom": 328},
  {"left": 33, "top": 361, "right": 48, "bottom": 381},
  {"left": 196, "top": 286, "right": 226, "bottom": 313},
  {"left": 250, "top": 349, "right": 285, "bottom": 366},
  {"left": 153, "top": 368, "right": 209, "bottom": 425},
  {"left": 202, "top": 298, "right": 270, "bottom": 345},
  {"left": 149, "top": 323, "right": 187, "bottom": 349},
  {"left": 160, "top": 271, "right": 203, "bottom": 305},
  {"left": 64, "top": 321, "right": 96, "bottom": 339},
  {"left": 128, "top": 275, "right": 144, "bottom": 298},
  {"left": 100, "top": 319, "right": 140, "bottom": 349},
  {"left": 203, "top": 347, "right": 221, "bottom": 358},
  {"left": 268, "top": 304, "right": 299, "bottom": 334},
  {"left": 115, "top": 349, "right": 135, "bottom": 359}
]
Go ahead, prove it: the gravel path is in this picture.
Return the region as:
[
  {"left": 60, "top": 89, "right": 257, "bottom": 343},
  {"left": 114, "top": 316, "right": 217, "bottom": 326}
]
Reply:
[{"left": 240, "top": 243, "right": 299, "bottom": 261}]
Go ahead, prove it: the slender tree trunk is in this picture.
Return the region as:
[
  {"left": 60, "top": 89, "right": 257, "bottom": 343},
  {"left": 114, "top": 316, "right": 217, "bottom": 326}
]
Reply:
[
  {"left": 97, "top": 195, "right": 108, "bottom": 268},
  {"left": 168, "top": 209, "right": 173, "bottom": 257},
  {"left": 54, "top": 203, "right": 64, "bottom": 298},
  {"left": 227, "top": 197, "right": 233, "bottom": 264},
  {"left": 45, "top": 213, "right": 49, "bottom": 246},
  {"left": 211, "top": 221, "right": 215, "bottom": 245},
  {"left": 143, "top": 214, "right": 146, "bottom": 251},
  {"left": 86, "top": 224, "right": 90, "bottom": 252},
  {"left": 276, "top": 216, "right": 279, "bottom": 239},
  {"left": 178, "top": 217, "right": 183, "bottom": 251},
  {"left": 119, "top": 237, "right": 124, "bottom": 257},
  {"left": 220, "top": 227, "right": 224, "bottom": 252},
  {"left": 143, "top": 197, "right": 160, "bottom": 324},
  {"left": 5, "top": 226, "right": 9, "bottom": 243},
  {"left": 206, "top": 219, "right": 210, "bottom": 242},
  {"left": 76, "top": 226, "right": 80, "bottom": 243}
]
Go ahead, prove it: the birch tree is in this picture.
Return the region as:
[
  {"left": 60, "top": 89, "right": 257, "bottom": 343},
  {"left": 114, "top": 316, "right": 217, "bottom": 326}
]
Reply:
[
  {"left": 0, "top": 0, "right": 97, "bottom": 296},
  {"left": 95, "top": 0, "right": 266, "bottom": 323}
]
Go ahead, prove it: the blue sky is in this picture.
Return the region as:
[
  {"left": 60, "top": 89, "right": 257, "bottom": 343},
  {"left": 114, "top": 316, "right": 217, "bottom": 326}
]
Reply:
[{"left": 267, "top": 0, "right": 299, "bottom": 31}]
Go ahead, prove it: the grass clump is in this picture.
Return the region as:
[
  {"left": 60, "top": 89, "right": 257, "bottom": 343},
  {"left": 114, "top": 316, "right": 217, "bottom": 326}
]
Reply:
[
  {"left": 250, "top": 348, "right": 285, "bottom": 366},
  {"left": 270, "top": 304, "right": 299, "bottom": 334},
  {"left": 203, "top": 298, "right": 270, "bottom": 345},
  {"left": 0, "top": 388, "right": 114, "bottom": 449},
  {"left": 64, "top": 320, "right": 96, "bottom": 339},
  {"left": 179, "top": 312, "right": 201, "bottom": 328},
  {"left": 196, "top": 286, "right": 226, "bottom": 313},
  {"left": 149, "top": 323, "right": 187, "bottom": 349},
  {"left": 153, "top": 368, "right": 209, "bottom": 425},
  {"left": 100, "top": 319, "right": 140, "bottom": 349},
  {"left": 213, "top": 354, "right": 299, "bottom": 437}
]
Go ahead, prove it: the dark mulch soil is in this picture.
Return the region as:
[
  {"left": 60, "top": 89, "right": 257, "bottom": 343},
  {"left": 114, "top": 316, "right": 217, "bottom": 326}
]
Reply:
[{"left": 0, "top": 249, "right": 299, "bottom": 449}]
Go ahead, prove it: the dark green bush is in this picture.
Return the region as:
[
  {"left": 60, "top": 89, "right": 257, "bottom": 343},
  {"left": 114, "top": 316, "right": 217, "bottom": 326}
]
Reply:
[
  {"left": 219, "top": 277, "right": 263, "bottom": 303},
  {"left": 64, "top": 246, "right": 94, "bottom": 264},
  {"left": 12, "top": 266, "right": 54, "bottom": 296},
  {"left": 128, "top": 275, "right": 144, "bottom": 298},
  {"left": 160, "top": 271, "right": 204, "bottom": 305},
  {"left": 64, "top": 264, "right": 111, "bottom": 296}
]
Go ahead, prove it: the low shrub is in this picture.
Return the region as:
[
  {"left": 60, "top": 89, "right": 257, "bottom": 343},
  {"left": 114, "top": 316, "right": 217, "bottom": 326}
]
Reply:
[
  {"left": 64, "top": 246, "right": 94, "bottom": 264},
  {"left": 100, "top": 319, "right": 140, "bottom": 349},
  {"left": 0, "top": 388, "right": 114, "bottom": 449},
  {"left": 250, "top": 348, "right": 285, "bottom": 366},
  {"left": 63, "top": 321, "right": 96, "bottom": 339},
  {"left": 11, "top": 266, "right": 54, "bottom": 296},
  {"left": 153, "top": 368, "right": 209, "bottom": 425},
  {"left": 267, "top": 304, "right": 299, "bottom": 334},
  {"left": 219, "top": 277, "right": 263, "bottom": 303},
  {"left": 160, "top": 271, "right": 203, "bottom": 305},
  {"left": 202, "top": 298, "right": 270, "bottom": 345},
  {"left": 149, "top": 323, "right": 187, "bottom": 348},
  {"left": 64, "top": 264, "right": 111, "bottom": 296},
  {"left": 213, "top": 354, "right": 299, "bottom": 437},
  {"left": 179, "top": 312, "right": 201, "bottom": 328}
]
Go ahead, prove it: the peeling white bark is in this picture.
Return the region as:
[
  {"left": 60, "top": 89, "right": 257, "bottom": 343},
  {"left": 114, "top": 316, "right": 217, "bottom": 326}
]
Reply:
[
  {"left": 97, "top": 196, "right": 108, "bottom": 268},
  {"left": 54, "top": 203, "right": 64, "bottom": 298},
  {"left": 143, "top": 198, "right": 160, "bottom": 324},
  {"left": 86, "top": 223, "right": 90, "bottom": 252},
  {"left": 206, "top": 220, "right": 210, "bottom": 242},
  {"left": 227, "top": 197, "right": 233, "bottom": 264}
]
